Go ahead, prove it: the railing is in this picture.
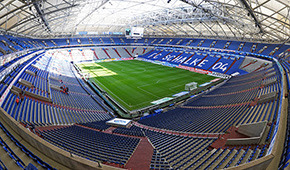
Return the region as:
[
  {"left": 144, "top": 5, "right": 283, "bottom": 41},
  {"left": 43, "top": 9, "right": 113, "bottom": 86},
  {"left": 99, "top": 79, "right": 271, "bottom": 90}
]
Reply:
[
  {"left": 267, "top": 58, "right": 284, "bottom": 155},
  {"left": 0, "top": 51, "right": 44, "bottom": 106},
  {"left": 0, "top": 51, "right": 38, "bottom": 82}
]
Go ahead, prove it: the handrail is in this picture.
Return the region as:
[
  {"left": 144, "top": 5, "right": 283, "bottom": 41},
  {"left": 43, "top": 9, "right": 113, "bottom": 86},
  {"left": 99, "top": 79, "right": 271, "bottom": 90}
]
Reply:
[{"left": 267, "top": 58, "right": 284, "bottom": 155}]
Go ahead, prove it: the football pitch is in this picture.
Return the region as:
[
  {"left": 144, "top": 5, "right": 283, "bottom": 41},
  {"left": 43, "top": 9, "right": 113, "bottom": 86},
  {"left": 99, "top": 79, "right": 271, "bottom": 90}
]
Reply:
[{"left": 79, "top": 60, "right": 216, "bottom": 111}]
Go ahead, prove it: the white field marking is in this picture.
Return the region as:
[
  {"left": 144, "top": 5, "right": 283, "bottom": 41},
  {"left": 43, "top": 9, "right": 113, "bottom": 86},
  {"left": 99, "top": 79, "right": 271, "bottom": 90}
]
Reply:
[
  {"left": 89, "top": 62, "right": 212, "bottom": 109},
  {"left": 129, "top": 99, "right": 155, "bottom": 107},
  {"left": 93, "top": 77, "right": 132, "bottom": 108},
  {"left": 137, "top": 86, "right": 161, "bottom": 98},
  {"left": 86, "top": 63, "right": 152, "bottom": 109},
  {"left": 94, "top": 77, "right": 154, "bottom": 108},
  {"left": 145, "top": 74, "right": 200, "bottom": 94},
  {"left": 156, "top": 79, "right": 162, "bottom": 83},
  {"left": 137, "top": 74, "right": 192, "bottom": 88},
  {"left": 93, "top": 77, "right": 157, "bottom": 109},
  {"left": 168, "top": 84, "right": 185, "bottom": 92},
  {"left": 136, "top": 75, "right": 192, "bottom": 99},
  {"left": 121, "top": 68, "right": 147, "bottom": 73},
  {"left": 88, "top": 63, "right": 117, "bottom": 77}
]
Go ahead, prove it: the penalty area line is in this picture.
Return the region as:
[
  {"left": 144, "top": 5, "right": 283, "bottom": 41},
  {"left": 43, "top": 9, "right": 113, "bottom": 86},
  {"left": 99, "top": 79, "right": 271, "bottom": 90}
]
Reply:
[{"left": 92, "top": 78, "right": 133, "bottom": 108}]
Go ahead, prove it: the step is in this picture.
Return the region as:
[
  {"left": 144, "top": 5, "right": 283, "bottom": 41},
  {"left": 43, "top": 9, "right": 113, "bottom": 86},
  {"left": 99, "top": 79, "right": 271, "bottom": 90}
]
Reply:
[
  {"left": 199, "top": 149, "right": 224, "bottom": 169},
  {"left": 259, "top": 125, "right": 270, "bottom": 145},
  {"left": 3, "top": 132, "right": 43, "bottom": 168},
  {"left": 162, "top": 139, "right": 192, "bottom": 156},
  {"left": 167, "top": 142, "right": 199, "bottom": 163},
  {"left": 215, "top": 149, "right": 237, "bottom": 169},
  {"left": 207, "top": 149, "right": 230, "bottom": 170},
  {"left": 189, "top": 149, "right": 217, "bottom": 169},
  {"left": 240, "top": 149, "right": 253, "bottom": 164},
  {"left": 180, "top": 149, "right": 209, "bottom": 169},
  {"left": 228, "top": 149, "right": 245, "bottom": 167},
  {"left": 0, "top": 148, "right": 21, "bottom": 170},
  {"left": 174, "top": 147, "right": 206, "bottom": 169},
  {"left": 169, "top": 140, "right": 208, "bottom": 166},
  {"left": 0, "top": 130, "right": 8, "bottom": 141},
  {"left": 252, "top": 149, "right": 261, "bottom": 161}
]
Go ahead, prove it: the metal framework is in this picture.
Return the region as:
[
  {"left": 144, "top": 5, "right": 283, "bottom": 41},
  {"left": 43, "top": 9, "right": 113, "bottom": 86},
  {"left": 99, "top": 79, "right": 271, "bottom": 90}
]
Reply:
[{"left": 0, "top": 0, "right": 289, "bottom": 43}]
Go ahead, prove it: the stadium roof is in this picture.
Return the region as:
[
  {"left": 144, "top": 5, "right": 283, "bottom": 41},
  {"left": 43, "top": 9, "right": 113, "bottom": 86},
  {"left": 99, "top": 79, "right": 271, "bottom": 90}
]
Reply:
[{"left": 0, "top": 0, "right": 289, "bottom": 43}]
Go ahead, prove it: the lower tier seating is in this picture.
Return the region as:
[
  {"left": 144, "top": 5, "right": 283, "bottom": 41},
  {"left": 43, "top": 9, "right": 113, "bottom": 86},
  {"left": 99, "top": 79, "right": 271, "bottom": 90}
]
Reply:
[
  {"left": 78, "top": 119, "right": 112, "bottom": 131},
  {"left": 145, "top": 130, "right": 215, "bottom": 169},
  {"left": 146, "top": 130, "right": 268, "bottom": 170},
  {"left": 140, "top": 105, "right": 248, "bottom": 133},
  {"left": 42, "top": 125, "right": 140, "bottom": 166}
]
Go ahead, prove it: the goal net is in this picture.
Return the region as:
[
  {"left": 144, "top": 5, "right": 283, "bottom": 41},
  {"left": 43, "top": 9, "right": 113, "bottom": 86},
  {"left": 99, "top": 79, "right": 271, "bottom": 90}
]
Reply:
[{"left": 185, "top": 82, "right": 197, "bottom": 91}]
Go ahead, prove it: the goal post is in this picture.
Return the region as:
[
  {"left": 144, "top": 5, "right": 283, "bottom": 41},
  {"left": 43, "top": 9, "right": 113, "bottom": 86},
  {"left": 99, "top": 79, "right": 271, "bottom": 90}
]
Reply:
[{"left": 185, "top": 82, "right": 197, "bottom": 91}]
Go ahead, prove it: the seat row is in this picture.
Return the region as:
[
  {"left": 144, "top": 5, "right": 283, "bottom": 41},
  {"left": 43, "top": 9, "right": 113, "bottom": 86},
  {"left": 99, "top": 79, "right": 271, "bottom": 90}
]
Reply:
[
  {"left": 113, "top": 125, "right": 145, "bottom": 137},
  {"left": 146, "top": 130, "right": 269, "bottom": 170},
  {"left": 78, "top": 120, "right": 112, "bottom": 131},
  {"left": 42, "top": 125, "right": 140, "bottom": 165},
  {"left": 2, "top": 92, "right": 111, "bottom": 125},
  {"left": 0, "top": 122, "right": 56, "bottom": 170}
]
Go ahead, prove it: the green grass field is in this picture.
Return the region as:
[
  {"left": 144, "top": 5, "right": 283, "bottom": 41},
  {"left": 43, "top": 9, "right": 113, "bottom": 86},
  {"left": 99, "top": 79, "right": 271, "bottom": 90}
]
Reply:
[{"left": 79, "top": 60, "right": 216, "bottom": 111}]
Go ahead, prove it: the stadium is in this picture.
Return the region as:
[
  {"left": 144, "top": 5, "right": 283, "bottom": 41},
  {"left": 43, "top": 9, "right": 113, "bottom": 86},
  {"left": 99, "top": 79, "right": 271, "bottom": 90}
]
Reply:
[{"left": 0, "top": 0, "right": 290, "bottom": 169}]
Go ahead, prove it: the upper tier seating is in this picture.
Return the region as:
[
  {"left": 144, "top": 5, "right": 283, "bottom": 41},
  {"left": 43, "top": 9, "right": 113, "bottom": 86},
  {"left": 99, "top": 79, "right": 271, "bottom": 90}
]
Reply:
[
  {"left": 0, "top": 35, "right": 288, "bottom": 60},
  {"left": 139, "top": 48, "right": 245, "bottom": 75}
]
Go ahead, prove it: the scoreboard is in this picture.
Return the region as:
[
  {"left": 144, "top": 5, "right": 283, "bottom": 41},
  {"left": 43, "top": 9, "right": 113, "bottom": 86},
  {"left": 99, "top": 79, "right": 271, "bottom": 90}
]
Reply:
[{"left": 125, "top": 27, "right": 144, "bottom": 39}]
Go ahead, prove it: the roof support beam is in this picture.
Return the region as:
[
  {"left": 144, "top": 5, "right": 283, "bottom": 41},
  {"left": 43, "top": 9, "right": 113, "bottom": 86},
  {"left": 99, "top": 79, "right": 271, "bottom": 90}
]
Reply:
[
  {"left": 0, "top": 5, "right": 31, "bottom": 27},
  {"left": 253, "top": 0, "right": 270, "bottom": 10},
  {"left": 62, "top": 0, "right": 73, "bottom": 6},
  {"left": 0, "top": 0, "right": 15, "bottom": 12},
  {"left": 75, "top": 0, "right": 109, "bottom": 27},
  {"left": 0, "top": 4, "right": 27, "bottom": 19},
  {"left": 259, "top": 6, "right": 287, "bottom": 23},
  {"left": 238, "top": 0, "right": 263, "bottom": 33},
  {"left": 185, "top": 22, "right": 203, "bottom": 36},
  {"left": 33, "top": 1, "right": 51, "bottom": 32},
  {"left": 7, "top": 4, "right": 77, "bottom": 31},
  {"left": 216, "top": 21, "right": 227, "bottom": 37}
]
